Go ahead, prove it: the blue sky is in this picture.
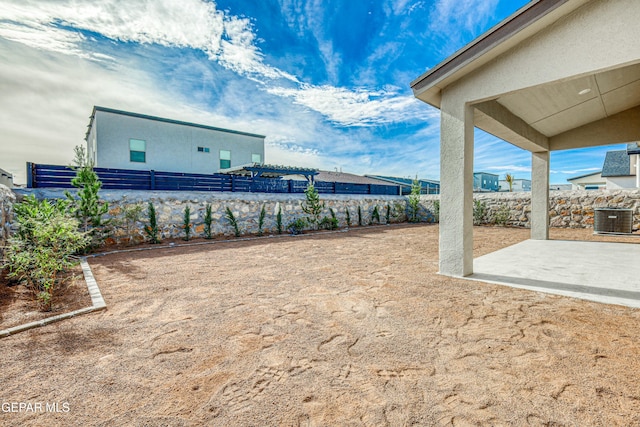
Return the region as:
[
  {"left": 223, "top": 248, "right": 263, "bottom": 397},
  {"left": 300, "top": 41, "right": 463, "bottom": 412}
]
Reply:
[{"left": 0, "top": 0, "right": 625, "bottom": 185}]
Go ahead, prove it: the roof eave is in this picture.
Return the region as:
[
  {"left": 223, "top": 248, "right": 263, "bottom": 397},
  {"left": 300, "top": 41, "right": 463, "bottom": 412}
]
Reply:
[{"left": 410, "top": 0, "right": 578, "bottom": 108}]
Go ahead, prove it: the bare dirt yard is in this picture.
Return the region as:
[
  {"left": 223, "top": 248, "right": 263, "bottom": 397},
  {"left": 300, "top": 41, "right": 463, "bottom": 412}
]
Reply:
[{"left": 2, "top": 224, "right": 640, "bottom": 426}]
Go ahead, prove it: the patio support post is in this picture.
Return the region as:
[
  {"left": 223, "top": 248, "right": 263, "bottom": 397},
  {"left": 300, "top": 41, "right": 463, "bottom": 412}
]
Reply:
[
  {"left": 439, "top": 100, "right": 474, "bottom": 277},
  {"left": 531, "top": 151, "right": 550, "bottom": 240}
]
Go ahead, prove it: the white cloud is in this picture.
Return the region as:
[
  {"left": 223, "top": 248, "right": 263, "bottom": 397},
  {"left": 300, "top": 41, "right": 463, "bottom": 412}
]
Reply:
[{"left": 267, "top": 84, "right": 426, "bottom": 126}]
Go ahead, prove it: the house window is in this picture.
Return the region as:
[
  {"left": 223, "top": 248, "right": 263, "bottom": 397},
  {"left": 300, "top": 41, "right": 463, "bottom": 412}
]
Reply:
[
  {"left": 251, "top": 153, "right": 262, "bottom": 164},
  {"left": 197, "top": 146, "right": 210, "bottom": 153},
  {"left": 220, "top": 150, "right": 231, "bottom": 169},
  {"left": 129, "top": 139, "right": 146, "bottom": 163}
]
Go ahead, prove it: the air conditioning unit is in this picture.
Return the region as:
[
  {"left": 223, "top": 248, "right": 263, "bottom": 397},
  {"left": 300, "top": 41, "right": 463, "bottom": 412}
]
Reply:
[{"left": 594, "top": 208, "right": 633, "bottom": 234}]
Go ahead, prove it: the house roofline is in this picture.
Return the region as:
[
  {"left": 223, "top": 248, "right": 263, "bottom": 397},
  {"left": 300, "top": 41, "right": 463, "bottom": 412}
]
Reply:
[
  {"left": 567, "top": 171, "right": 602, "bottom": 181},
  {"left": 85, "top": 106, "right": 266, "bottom": 141}
]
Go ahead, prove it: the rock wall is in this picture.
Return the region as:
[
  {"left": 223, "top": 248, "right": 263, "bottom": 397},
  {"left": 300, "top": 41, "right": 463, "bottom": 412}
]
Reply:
[
  {"left": 422, "top": 189, "right": 640, "bottom": 229},
  {"left": 0, "top": 184, "right": 16, "bottom": 258},
  {"left": 17, "top": 189, "right": 408, "bottom": 244}
]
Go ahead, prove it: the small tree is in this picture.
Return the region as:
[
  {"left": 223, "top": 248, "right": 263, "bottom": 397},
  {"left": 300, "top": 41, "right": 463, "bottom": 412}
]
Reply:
[
  {"left": 183, "top": 206, "right": 192, "bottom": 241},
  {"left": 345, "top": 208, "right": 351, "bottom": 226},
  {"left": 144, "top": 202, "right": 160, "bottom": 244},
  {"left": 357, "top": 206, "right": 363, "bottom": 226},
  {"left": 276, "top": 205, "right": 283, "bottom": 234},
  {"left": 258, "top": 205, "right": 266, "bottom": 236},
  {"left": 302, "top": 183, "right": 324, "bottom": 229},
  {"left": 432, "top": 200, "right": 440, "bottom": 223},
  {"left": 65, "top": 145, "right": 109, "bottom": 246},
  {"left": 505, "top": 173, "right": 514, "bottom": 192},
  {"left": 385, "top": 205, "right": 391, "bottom": 224},
  {"left": 121, "top": 204, "right": 144, "bottom": 245},
  {"left": 408, "top": 177, "right": 421, "bottom": 222},
  {"left": 204, "top": 204, "right": 213, "bottom": 239}
]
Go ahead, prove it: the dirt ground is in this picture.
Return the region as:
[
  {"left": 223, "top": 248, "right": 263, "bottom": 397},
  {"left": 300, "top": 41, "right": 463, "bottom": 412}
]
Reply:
[{"left": 2, "top": 224, "right": 640, "bottom": 426}]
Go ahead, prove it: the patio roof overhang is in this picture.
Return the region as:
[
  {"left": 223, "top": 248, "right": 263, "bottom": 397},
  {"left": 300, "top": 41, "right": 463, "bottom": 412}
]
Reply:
[
  {"left": 219, "top": 163, "right": 319, "bottom": 181},
  {"left": 410, "top": 0, "right": 640, "bottom": 278}
]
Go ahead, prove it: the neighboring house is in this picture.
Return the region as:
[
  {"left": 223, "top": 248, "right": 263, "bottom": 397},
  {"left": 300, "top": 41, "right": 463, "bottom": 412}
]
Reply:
[
  {"left": 0, "top": 168, "right": 13, "bottom": 188},
  {"left": 550, "top": 184, "right": 572, "bottom": 191},
  {"left": 600, "top": 143, "right": 640, "bottom": 189},
  {"left": 286, "top": 170, "right": 395, "bottom": 187},
  {"left": 366, "top": 175, "right": 440, "bottom": 195},
  {"left": 473, "top": 172, "right": 499, "bottom": 192},
  {"left": 85, "top": 106, "right": 265, "bottom": 174},
  {"left": 567, "top": 172, "right": 605, "bottom": 190},
  {"left": 498, "top": 178, "right": 531, "bottom": 192}
]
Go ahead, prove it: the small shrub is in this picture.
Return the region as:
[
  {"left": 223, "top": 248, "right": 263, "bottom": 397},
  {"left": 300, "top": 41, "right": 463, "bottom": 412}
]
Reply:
[
  {"left": 302, "top": 183, "right": 324, "bottom": 229},
  {"left": 144, "top": 202, "right": 160, "bottom": 244},
  {"left": 204, "top": 204, "right": 213, "bottom": 239},
  {"left": 408, "top": 178, "right": 421, "bottom": 222},
  {"left": 433, "top": 200, "right": 440, "bottom": 223},
  {"left": 258, "top": 204, "right": 266, "bottom": 236},
  {"left": 345, "top": 208, "right": 351, "bottom": 226},
  {"left": 276, "top": 205, "right": 283, "bottom": 234},
  {"left": 225, "top": 207, "right": 240, "bottom": 237},
  {"left": 121, "top": 204, "right": 144, "bottom": 245},
  {"left": 473, "top": 199, "right": 488, "bottom": 225},
  {"left": 357, "top": 206, "right": 362, "bottom": 226},
  {"left": 183, "top": 205, "right": 192, "bottom": 241},
  {"left": 288, "top": 218, "right": 307, "bottom": 235},
  {"left": 320, "top": 213, "right": 338, "bottom": 230},
  {"left": 492, "top": 204, "right": 511, "bottom": 226},
  {"left": 371, "top": 206, "right": 380, "bottom": 224},
  {"left": 6, "top": 195, "right": 89, "bottom": 311},
  {"left": 385, "top": 205, "right": 390, "bottom": 224}
]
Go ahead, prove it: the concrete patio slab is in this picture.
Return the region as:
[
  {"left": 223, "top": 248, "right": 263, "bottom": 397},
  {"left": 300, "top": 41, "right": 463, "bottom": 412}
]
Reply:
[{"left": 470, "top": 239, "right": 640, "bottom": 308}]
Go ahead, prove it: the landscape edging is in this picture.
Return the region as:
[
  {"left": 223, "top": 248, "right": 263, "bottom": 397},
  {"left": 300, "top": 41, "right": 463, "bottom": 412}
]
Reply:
[{"left": 0, "top": 258, "right": 106, "bottom": 338}]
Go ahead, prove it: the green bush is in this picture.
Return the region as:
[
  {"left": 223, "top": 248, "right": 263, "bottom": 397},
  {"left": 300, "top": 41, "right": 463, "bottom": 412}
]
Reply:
[
  {"left": 258, "top": 205, "right": 266, "bottom": 236},
  {"left": 345, "top": 208, "right": 351, "bottom": 226},
  {"left": 302, "top": 183, "right": 324, "bottom": 229},
  {"left": 65, "top": 145, "right": 109, "bottom": 247},
  {"left": 287, "top": 218, "right": 307, "bottom": 235},
  {"left": 120, "top": 204, "right": 144, "bottom": 245},
  {"left": 432, "top": 200, "right": 440, "bottom": 223},
  {"left": 225, "top": 207, "right": 240, "bottom": 237},
  {"left": 276, "top": 205, "right": 283, "bottom": 235},
  {"left": 408, "top": 178, "right": 421, "bottom": 222},
  {"left": 183, "top": 205, "right": 192, "bottom": 241},
  {"left": 492, "top": 204, "right": 511, "bottom": 226},
  {"left": 385, "top": 205, "right": 390, "bottom": 224},
  {"left": 371, "top": 206, "right": 380, "bottom": 224},
  {"left": 204, "top": 204, "right": 213, "bottom": 239},
  {"left": 473, "top": 200, "right": 488, "bottom": 225},
  {"left": 6, "top": 195, "right": 89, "bottom": 311},
  {"left": 357, "top": 206, "right": 362, "bottom": 226},
  {"left": 144, "top": 202, "right": 160, "bottom": 244}
]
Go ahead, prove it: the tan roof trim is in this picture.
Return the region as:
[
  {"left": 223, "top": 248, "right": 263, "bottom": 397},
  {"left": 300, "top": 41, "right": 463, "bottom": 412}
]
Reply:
[{"left": 410, "top": 0, "right": 570, "bottom": 93}]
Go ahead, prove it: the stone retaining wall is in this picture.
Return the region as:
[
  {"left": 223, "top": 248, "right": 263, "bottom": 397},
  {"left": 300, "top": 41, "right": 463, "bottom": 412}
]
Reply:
[
  {"left": 0, "top": 184, "right": 15, "bottom": 258},
  {"left": 422, "top": 189, "right": 640, "bottom": 229},
  {"left": 17, "top": 189, "right": 408, "bottom": 244}
]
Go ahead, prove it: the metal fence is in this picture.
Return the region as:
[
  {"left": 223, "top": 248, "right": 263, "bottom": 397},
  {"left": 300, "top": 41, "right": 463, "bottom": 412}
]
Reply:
[{"left": 27, "top": 163, "right": 400, "bottom": 196}]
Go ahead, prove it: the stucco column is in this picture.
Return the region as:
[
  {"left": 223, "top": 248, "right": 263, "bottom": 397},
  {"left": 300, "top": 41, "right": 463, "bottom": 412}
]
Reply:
[
  {"left": 531, "top": 151, "right": 550, "bottom": 240},
  {"left": 439, "top": 100, "right": 474, "bottom": 277}
]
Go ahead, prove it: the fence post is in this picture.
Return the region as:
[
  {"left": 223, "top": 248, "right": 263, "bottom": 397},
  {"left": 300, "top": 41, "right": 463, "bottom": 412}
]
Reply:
[
  {"left": 368, "top": 184, "right": 372, "bottom": 194},
  {"left": 26, "top": 162, "right": 34, "bottom": 188},
  {"left": 231, "top": 175, "right": 236, "bottom": 192},
  {"left": 150, "top": 170, "right": 156, "bottom": 190},
  {"left": 288, "top": 180, "right": 293, "bottom": 193}
]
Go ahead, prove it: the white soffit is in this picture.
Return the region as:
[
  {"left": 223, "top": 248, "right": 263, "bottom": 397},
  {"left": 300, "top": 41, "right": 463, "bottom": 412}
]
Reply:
[{"left": 495, "top": 62, "right": 640, "bottom": 137}]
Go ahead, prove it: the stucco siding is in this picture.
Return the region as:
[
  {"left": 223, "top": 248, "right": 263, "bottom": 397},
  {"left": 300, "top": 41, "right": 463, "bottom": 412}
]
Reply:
[{"left": 93, "top": 110, "right": 264, "bottom": 174}]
